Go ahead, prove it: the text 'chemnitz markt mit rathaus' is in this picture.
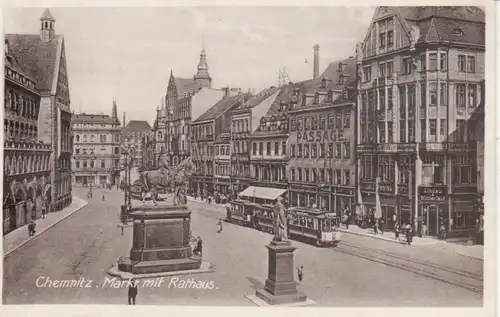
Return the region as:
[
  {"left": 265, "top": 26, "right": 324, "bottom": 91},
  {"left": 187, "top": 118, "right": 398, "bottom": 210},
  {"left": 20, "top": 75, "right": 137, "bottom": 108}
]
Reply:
[{"left": 152, "top": 6, "right": 484, "bottom": 241}]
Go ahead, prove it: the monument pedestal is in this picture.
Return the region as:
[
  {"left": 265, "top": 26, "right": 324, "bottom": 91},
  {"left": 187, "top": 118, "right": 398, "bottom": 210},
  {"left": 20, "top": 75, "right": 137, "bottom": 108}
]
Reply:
[
  {"left": 255, "top": 240, "right": 307, "bottom": 305},
  {"left": 117, "top": 204, "right": 201, "bottom": 275}
]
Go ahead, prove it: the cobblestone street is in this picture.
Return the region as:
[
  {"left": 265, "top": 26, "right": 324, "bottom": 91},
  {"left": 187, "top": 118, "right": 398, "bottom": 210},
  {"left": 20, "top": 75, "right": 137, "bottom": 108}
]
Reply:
[{"left": 3, "top": 189, "right": 482, "bottom": 306}]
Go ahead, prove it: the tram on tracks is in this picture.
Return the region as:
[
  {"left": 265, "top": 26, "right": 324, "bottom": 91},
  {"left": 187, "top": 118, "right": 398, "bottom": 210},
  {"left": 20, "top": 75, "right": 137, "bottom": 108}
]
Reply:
[{"left": 226, "top": 200, "right": 341, "bottom": 247}]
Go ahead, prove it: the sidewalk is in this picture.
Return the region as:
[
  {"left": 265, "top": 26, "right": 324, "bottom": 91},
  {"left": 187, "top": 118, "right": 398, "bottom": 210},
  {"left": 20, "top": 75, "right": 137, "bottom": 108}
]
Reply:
[
  {"left": 186, "top": 196, "right": 484, "bottom": 260},
  {"left": 337, "top": 225, "right": 445, "bottom": 246},
  {"left": 3, "top": 196, "right": 88, "bottom": 257}
]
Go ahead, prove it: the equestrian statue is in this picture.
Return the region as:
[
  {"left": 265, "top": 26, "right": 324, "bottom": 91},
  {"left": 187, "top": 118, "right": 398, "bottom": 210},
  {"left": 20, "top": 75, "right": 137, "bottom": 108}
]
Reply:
[{"left": 139, "top": 155, "right": 196, "bottom": 205}]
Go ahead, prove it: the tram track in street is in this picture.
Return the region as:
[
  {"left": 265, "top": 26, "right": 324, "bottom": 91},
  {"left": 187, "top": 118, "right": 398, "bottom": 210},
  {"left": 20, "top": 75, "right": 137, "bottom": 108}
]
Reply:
[{"left": 331, "top": 242, "right": 483, "bottom": 295}]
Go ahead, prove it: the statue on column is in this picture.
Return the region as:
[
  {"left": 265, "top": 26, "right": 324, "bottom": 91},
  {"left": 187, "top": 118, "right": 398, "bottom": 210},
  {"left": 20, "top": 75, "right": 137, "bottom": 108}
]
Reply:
[
  {"left": 409, "top": 26, "right": 420, "bottom": 49},
  {"left": 355, "top": 43, "right": 364, "bottom": 64},
  {"left": 273, "top": 196, "right": 288, "bottom": 242}
]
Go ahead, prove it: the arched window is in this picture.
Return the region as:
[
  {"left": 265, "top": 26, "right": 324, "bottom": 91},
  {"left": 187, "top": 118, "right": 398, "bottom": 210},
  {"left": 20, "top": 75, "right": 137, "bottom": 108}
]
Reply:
[
  {"left": 45, "top": 21, "right": 48, "bottom": 28},
  {"left": 76, "top": 135, "right": 80, "bottom": 142},
  {"left": 83, "top": 134, "right": 87, "bottom": 142},
  {"left": 76, "top": 161, "right": 80, "bottom": 168}
]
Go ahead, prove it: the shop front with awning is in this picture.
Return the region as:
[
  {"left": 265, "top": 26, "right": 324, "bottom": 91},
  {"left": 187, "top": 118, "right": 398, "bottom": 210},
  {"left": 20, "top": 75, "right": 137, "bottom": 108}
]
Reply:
[{"left": 238, "top": 186, "right": 287, "bottom": 203}]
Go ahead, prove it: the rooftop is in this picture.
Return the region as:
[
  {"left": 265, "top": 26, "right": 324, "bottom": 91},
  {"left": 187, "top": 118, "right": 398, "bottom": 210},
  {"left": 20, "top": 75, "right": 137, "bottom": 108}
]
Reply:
[
  {"left": 194, "top": 93, "right": 251, "bottom": 123},
  {"left": 123, "top": 120, "right": 152, "bottom": 133},
  {"left": 5, "top": 34, "right": 60, "bottom": 94},
  {"left": 72, "top": 113, "right": 120, "bottom": 125}
]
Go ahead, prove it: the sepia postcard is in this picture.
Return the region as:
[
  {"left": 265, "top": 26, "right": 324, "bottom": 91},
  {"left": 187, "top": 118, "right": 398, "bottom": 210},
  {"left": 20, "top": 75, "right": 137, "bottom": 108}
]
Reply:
[{"left": 1, "top": 1, "right": 496, "bottom": 317}]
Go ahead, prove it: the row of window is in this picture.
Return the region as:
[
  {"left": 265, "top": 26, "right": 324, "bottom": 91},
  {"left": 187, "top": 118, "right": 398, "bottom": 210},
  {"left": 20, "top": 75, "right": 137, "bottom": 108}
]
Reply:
[
  {"left": 75, "top": 147, "right": 121, "bottom": 155},
  {"left": 75, "top": 134, "right": 120, "bottom": 143},
  {"left": 362, "top": 53, "right": 477, "bottom": 82},
  {"left": 252, "top": 141, "right": 287, "bottom": 156},
  {"left": 4, "top": 154, "right": 50, "bottom": 176},
  {"left": 233, "top": 118, "right": 250, "bottom": 133},
  {"left": 74, "top": 159, "right": 120, "bottom": 169},
  {"left": 215, "top": 165, "right": 230, "bottom": 176},
  {"left": 361, "top": 117, "right": 476, "bottom": 144},
  {"left": 4, "top": 120, "right": 38, "bottom": 142},
  {"left": 72, "top": 123, "right": 119, "bottom": 129},
  {"left": 290, "top": 167, "right": 352, "bottom": 186},
  {"left": 4, "top": 89, "right": 39, "bottom": 120},
  {"left": 290, "top": 142, "right": 351, "bottom": 159},
  {"left": 215, "top": 145, "right": 230, "bottom": 156},
  {"left": 192, "top": 125, "right": 213, "bottom": 139},
  {"left": 360, "top": 154, "right": 475, "bottom": 185},
  {"left": 290, "top": 112, "right": 351, "bottom": 131}
]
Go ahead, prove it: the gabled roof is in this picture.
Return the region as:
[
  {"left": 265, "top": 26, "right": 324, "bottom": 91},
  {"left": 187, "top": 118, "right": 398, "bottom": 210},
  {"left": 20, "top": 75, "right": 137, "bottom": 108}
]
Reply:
[
  {"left": 194, "top": 93, "right": 251, "bottom": 123},
  {"left": 72, "top": 113, "right": 119, "bottom": 125},
  {"left": 174, "top": 77, "right": 202, "bottom": 97},
  {"left": 235, "top": 86, "right": 281, "bottom": 111},
  {"left": 123, "top": 120, "right": 152, "bottom": 133},
  {"left": 5, "top": 34, "right": 60, "bottom": 94}
]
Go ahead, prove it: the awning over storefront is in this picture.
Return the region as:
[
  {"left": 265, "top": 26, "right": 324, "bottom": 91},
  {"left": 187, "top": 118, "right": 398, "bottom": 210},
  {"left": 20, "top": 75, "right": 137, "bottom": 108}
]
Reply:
[{"left": 238, "top": 186, "right": 286, "bottom": 201}]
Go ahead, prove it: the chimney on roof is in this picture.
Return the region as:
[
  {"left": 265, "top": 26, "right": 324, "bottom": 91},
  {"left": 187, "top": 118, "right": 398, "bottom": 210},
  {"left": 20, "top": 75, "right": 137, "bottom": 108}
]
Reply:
[
  {"left": 123, "top": 112, "right": 126, "bottom": 128},
  {"left": 222, "top": 87, "right": 229, "bottom": 98},
  {"left": 4, "top": 39, "right": 9, "bottom": 56},
  {"left": 40, "top": 8, "right": 56, "bottom": 42},
  {"left": 313, "top": 44, "right": 320, "bottom": 79},
  {"left": 112, "top": 99, "right": 118, "bottom": 120}
]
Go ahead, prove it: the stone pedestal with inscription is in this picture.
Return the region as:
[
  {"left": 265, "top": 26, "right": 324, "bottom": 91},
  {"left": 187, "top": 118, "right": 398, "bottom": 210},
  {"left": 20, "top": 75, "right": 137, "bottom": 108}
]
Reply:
[
  {"left": 117, "top": 204, "right": 201, "bottom": 275},
  {"left": 255, "top": 240, "right": 307, "bottom": 305}
]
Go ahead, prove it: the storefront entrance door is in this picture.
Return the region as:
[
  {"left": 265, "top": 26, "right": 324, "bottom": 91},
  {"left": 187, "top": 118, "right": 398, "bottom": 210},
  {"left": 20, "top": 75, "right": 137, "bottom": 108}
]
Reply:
[{"left": 427, "top": 205, "right": 439, "bottom": 236}]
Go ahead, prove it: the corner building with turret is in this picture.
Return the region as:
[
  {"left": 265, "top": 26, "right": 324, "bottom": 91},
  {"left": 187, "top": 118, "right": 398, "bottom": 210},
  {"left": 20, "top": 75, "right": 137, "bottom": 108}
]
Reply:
[{"left": 355, "top": 6, "right": 485, "bottom": 239}]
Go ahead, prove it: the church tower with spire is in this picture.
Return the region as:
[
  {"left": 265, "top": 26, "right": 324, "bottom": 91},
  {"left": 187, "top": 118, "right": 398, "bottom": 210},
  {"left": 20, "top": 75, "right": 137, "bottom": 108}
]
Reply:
[
  {"left": 40, "top": 8, "right": 56, "bottom": 42},
  {"left": 193, "top": 48, "right": 212, "bottom": 88}
]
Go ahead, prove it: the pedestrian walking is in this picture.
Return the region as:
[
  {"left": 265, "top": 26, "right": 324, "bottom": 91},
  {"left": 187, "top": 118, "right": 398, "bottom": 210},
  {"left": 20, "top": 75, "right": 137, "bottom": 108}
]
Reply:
[
  {"left": 374, "top": 219, "right": 379, "bottom": 234},
  {"left": 217, "top": 219, "right": 223, "bottom": 233},
  {"left": 102, "top": 194, "right": 105, "bottom": 201},
  {"left": 394, "top": 223, "right": 400, "bottom": 241},
  {"left": 405, "top": 223, "right": 412, "bottom": 245},
  {"left": 28, "top": 220, "right": 36, "bottom": 237},
  {"left": 41, "top": 204, "right": 46, "bottom": 219},
  {"left": 379, "top": 218, "right": 385, "bottom": 234},
  {"left": 193, "top": 236, "right": 203, "bottom": 256},
  {"left": 128, "top": 279, "right": 138, "bottom": 305},
  {"left": 297, "top": 265, "right": 304, "bottom": 282}
]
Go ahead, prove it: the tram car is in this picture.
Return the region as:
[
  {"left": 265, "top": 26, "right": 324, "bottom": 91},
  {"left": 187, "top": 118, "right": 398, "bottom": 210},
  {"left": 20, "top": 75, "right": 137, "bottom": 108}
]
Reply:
[
  {"left": 227, "top": 201, "right": 341, "bottom": 247},
  {"left": 287, "top": 207, "right": 341, "bottom": 247}
]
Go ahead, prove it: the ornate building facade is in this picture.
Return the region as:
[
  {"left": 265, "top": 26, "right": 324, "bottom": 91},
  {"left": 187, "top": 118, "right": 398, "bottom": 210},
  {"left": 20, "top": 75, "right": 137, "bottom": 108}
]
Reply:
[
  {"left": 3, "top": 37, "right": 51, "bottom": 235},
  {"left": 356, "top": 6, "right": 485, "bottom": 237},
  {"left": 156, "top": 48, "right": 225, "bottom": 167},
  {"left": 122, "top": 120, "right": 153, "bottom": 168},
  {"left": 6, "top": 8, "right": 73, "bottom": 213},
  {"left": 288, "top": 58, "right": 357, "bottom": 213},
  {"left": 71, "top": 101, "right": 122, "bottom": 186}
]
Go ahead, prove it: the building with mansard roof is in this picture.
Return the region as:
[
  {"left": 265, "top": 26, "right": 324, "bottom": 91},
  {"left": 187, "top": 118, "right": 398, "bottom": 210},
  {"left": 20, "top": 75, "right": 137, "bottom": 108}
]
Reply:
[
  {"left": 71, "top": 101, "right": 122, "bottom": 187},
  {"left": 356, "top": 6, "right": 484, "bottom": 238},
  {"left": 5, "top": 8, "right": 73, "bottom": 214},
  {"left": 288, "top": 56, "right": 357, "bottom": 214}
]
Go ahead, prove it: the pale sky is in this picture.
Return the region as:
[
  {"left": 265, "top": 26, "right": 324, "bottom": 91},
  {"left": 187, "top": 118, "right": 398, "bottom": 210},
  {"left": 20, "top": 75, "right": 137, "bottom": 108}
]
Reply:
[{"left": 4, "top": 7, "right": 374, "bottom": 125}]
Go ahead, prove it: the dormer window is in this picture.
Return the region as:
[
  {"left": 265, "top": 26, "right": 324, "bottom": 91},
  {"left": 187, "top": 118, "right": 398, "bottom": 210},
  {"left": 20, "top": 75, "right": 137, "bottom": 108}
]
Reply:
[
  {"left": 293, "top": 88, "right": 300, "bottom": 96},
  {"left": 302, "top": 95, "right": 307, "bottom": 106},
  {"left": 337, "top": 63, "right": 343, "bottom": 72},
  {"left": 452, "top": 28, "right": 464, "bottom": 36},
  {"left": 320, "top": 78, "right": 326, "bottom": 89},
  {"left": 314, "top": 93, "right": 320, "bottom": 104},
  {"left": 338, "top": 75, "right": 345, "bottom": 85},
  {"left": 327, "top": 90, "right": 333, "bottom": 101}
]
